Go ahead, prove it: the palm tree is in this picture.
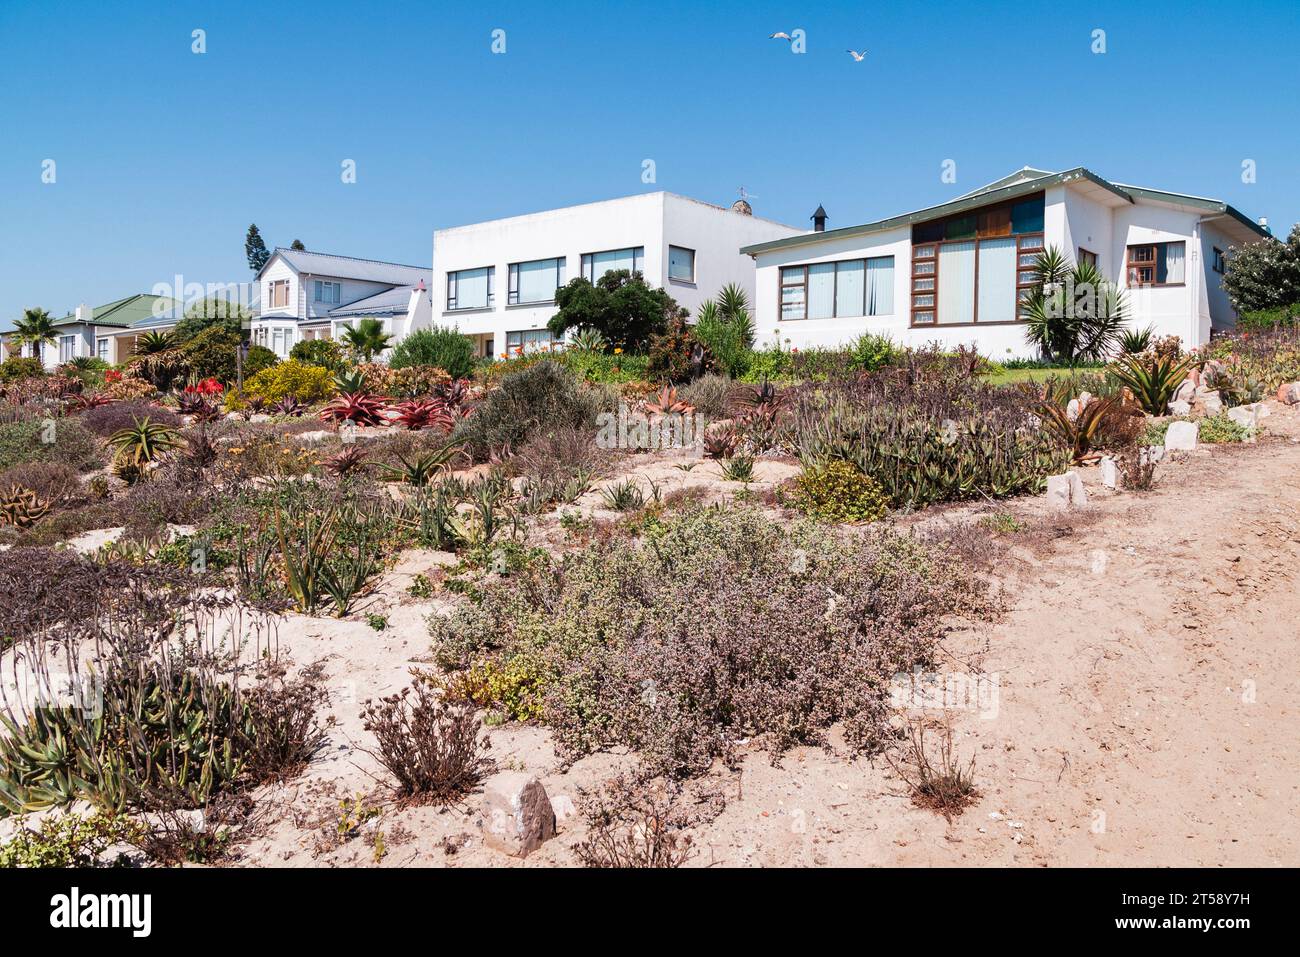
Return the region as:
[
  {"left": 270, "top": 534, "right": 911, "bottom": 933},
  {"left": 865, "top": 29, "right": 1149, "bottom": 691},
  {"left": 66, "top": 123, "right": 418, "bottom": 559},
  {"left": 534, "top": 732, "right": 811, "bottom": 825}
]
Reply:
[
  {"left": 339, "top": 318, "right": 393, "bottom": 363},
  {"left": 715, "top": 283, "right": 756, "bottom": 347},
  {"left": 13, "top": 307, "right": 57, "bottom": 361},
  {"left": 1022, "top": 246, "right": 1127, "bottom": 364}
]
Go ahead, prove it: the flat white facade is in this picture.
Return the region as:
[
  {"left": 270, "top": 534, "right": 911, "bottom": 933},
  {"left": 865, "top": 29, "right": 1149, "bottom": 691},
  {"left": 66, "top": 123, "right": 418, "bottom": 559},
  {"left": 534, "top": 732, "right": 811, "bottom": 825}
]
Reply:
[
  {"left": 743, "top": 168, "right": 1268, "bottom": 359},
  {"left": 431, "top": 192, "right": 801, "bottom": 357}
]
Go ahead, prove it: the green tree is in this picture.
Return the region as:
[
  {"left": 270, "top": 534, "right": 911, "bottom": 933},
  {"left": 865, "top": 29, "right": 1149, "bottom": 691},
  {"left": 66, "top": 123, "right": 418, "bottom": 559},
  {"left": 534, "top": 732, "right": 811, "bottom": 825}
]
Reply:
[
  {"left": 548, "top": 270, "right": 682, "bottom": 352},
  {"left": 1222, "top": 225, "right": 1300, "bottom": 313},
  {"left": 290, "top": 337, "right": 345, "bottom": 371},
  {"left": 338, "top": 317, "right": 393, "bottom": 363},
  {"left": 389, "top": 327, "right": 476, "bottom": 378},
  {"left": 172, "top": 297, "right": 250, "bottom": 343},
  {"left": 1022, "top": 246, "right": 1127, "bottom": 364},
  {"left": 290, "top": 239, "right": 306, "bottom": 251},
  {"left": 245, "top": 224, "right": 271, "bottom": 273},
  {"left": 13, "top": 307, "right": 57, "bottom": 360}
]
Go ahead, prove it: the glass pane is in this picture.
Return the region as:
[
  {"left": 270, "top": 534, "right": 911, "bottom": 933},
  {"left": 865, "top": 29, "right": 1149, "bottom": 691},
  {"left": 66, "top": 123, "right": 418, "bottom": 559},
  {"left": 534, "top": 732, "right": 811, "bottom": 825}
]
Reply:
[
  {"left": 1019, "top": 235, "right": 1044, "bottom": 250},
  {"left": 781, "top": 286, "right": 805, "bottom": 320},
  {"left": 454, "top": 268, "right": 489, "bottom": 309},
  {"left": 937, "top": 241, "right": 976, "bottom": 324},
  {"left": 835, "top": 260, "right": 864, "bottom": 318},
  {"left": 516, "top": 259, "right": 560, "bottom": 303},
  {"left": 913, "top": 278, "right": 935, "bottom": 292},
  {"left": 668, "top": 247, "right": 694, "bottom": 281},
  {"left": 976, "top": 237, "right": 1017, "bottom": 323},
  {"left": 913, "top": 311, "right": 935, "bottom": 324},
  {"left": 807, "top": 263, "right": 835, "bottom": 320},
  {"left": 1018, "top": 252, "right": 1039, "bottom": 268},
  {"left": 1011, "top": 197, "right": 1045, "bottom": 234},
  {"left": 781, "top": 266, "right": 804, "bottom": 284},
  {"left": 866, "top": 256, "right": 894, "bottom": 316},
  {"left": 913, "top": 245, "right": 936, "bottom": 259},
  {"left": 913, "top": 261, "right": 935, "bottom": 276},
  {"left": 912, "top": 295, "right": 935, "bottom": 308}
]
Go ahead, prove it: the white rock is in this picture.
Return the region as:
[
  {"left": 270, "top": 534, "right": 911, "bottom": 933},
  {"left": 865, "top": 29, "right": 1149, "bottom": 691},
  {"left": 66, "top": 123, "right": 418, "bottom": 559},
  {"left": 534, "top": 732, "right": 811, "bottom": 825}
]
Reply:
[
  {"left": 1201, "top": 393, "right": 1223, "bottom": 416},
  {"left": 1173, "top": 380, "right": 1197, "bottom": 403},
  {"left": 1100, "top": 456, "right": 1120, "bottom": 490},
  {"left": 1168, "top": 400, "right": 1191, "bottom": 416},
  {"left": 1067, "top": 470, "right": 1088, "bottom": 506},
  {"left": 1066, "top": 398, "right": 1081, "bottom": 423},
  {"left": 1045, "top": 474, "right": 1072, "bottom": 510},
  {"left": 1164, "top": 420, "right": 1199, "bottom": 451},
  {"left": 1142, "top": 445, "right": 1165, "bottom": 465},
  {"left": 550, "top": 794, "right": 578, "bottom": 823}
]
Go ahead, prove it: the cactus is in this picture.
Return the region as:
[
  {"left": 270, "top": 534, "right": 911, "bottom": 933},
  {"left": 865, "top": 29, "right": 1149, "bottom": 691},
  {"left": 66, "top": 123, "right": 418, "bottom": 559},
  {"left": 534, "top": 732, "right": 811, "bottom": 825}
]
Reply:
[{"left": 0, "top": 484, "right": 52, "bottom": 528}]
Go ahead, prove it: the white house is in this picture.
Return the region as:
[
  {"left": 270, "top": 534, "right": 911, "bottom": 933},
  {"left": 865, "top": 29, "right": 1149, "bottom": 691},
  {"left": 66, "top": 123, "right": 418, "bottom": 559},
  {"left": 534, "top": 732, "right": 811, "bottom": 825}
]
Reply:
[
  {"left": 252, "top": 248, "right": 432, "bottom": 359},
  {"left": 2, "top": 294, "right": 177, "bottom": 369},
  {"left": 431, "top": 192, "right": 802, "bottom": 358},
  {"left": 739, "top": 167, "right": 1270, "bottom": 359}
]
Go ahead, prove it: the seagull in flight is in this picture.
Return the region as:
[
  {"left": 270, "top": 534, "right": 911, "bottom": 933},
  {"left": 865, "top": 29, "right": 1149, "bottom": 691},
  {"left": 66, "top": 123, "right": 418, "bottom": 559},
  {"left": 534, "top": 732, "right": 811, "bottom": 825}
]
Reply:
[
  {"left": 846, "top": 49, "right": 867, "bottom": 61},
  {"left": 770, "top": 31, "right": 793, "bottom": 41}
]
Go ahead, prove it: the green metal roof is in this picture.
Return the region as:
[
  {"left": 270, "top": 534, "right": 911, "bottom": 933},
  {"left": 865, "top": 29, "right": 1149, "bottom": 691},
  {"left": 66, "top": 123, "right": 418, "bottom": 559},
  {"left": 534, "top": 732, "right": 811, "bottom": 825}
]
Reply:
[
  {"left": 49, "top": 294, "right": 178, "bottom": 328},
  {"left": 740, "top": 166, "right": 1270, "bottom": 256}
]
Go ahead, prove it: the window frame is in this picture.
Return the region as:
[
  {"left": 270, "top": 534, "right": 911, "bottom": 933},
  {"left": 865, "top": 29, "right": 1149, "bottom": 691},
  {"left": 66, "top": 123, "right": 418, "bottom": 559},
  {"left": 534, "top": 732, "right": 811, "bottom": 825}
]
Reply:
[
  {"left": 96, "top": 337, "right": 110, "bottom": 360},
  {"left": 1078, "top": 247, "right": 1098, "bottom": 269},
  {"left": 58, "top": 334, "right": 77, "bottom": 362},
  {"left": 507, "top": 257, "right": 566, "bottom": 306},
  {"left": 314, "top": 280, "right": 342, "bottom": 304},
  {"left": 580, "top": 246, "right": 645, "bottom": 284},
  {"left": 504, "top": 328, "right": 556, "bottom": 355},
  {"left": 446, "top": 266, "right": 496, "bottom": 311},
  {"left": 778, "top": 256, "right": 895, "bottom": 322},
  {"left": 269, "top": 279, "right": 290, "bottom": 309},
  {"left": 911, "top": 232, "right": 1044, "bottom": 328},
  {"left": 1212, "top": 246, "right": 1226, "bottom": 275},
  {"left": 667, "top": 245, "right": 696, "bottom": 283},
  {"left": 1126, "top": 241, "right": 1186, "bottom": 288}
]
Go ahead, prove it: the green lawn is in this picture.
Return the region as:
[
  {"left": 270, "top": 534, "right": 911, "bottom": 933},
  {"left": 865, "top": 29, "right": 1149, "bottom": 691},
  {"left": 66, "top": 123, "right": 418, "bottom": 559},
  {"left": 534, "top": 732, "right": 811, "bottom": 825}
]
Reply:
[{"left": 982, "top": 366, "right": 1079, "bottom": 386}]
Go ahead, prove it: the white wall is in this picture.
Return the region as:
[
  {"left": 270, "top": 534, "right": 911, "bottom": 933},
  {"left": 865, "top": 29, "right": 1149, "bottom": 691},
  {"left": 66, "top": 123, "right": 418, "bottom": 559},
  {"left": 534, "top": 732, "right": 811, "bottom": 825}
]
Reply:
[
  {"left": 431, "top": 192, "right": 800, "bottom": 357},
  {"left": 1199, "top": 219, "right": 1237, "bottom": 331}
]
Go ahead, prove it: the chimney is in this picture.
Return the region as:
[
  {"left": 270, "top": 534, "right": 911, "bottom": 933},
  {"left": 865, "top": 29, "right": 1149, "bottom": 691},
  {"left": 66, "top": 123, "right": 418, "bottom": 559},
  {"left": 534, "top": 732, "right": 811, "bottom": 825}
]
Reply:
[
  {"left": 811, "top": 205, "right": 828, "bottom": 232},
  {"left": 1259, "top": 216, "right": 1272, "bottom": 235},
  {"left": 75, "top": 302, "right": 93, "bottom": 324}
]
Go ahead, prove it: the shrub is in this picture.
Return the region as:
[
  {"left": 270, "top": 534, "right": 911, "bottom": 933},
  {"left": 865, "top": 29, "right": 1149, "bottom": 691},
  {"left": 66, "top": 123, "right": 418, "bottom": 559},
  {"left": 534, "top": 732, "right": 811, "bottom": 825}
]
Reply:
[
  {"left": 886, "top": 721, "right": 979, "bottom": 821},
  {"left": 512, "top": 424, "right": 608, "bottom": 486},
  {"left": 0, "top": 813, "right": 143, "bottom": 868},
  {"left": 692, "top": 303, "right": 751, "bottom": 378},
  {"left": 245, "top": 359, "right": 334, "bottom": 404},
  {"left": 428, "top": 504, "right": 992, "bottom": 776},
  {"left": 574, "top": 775, "right": 697, "bottom": 868},
  {"left": 80, "top": 399, "right": 179, "bottom": 437},
  {"left": 1109, "top": 351, "right": 1196, "bottom": 414},
  {"left": 549, "top": 270, "right": 681, "bottom": 351},
  {"left": 289, "top": 337, "right": 345, "bottom": 371},
  {"left": 789, "top": 459, "right": 889, "bottom": 522},
  {"left": 390, "top": 327, "right": 476, "bottom": 379},
  {"left": 0, "top": 461, "right": 83, "bottom": 507},
  {"left": 0, "top": 357, "right": 45, "bottom": 381},
  {"left": 359, "top": 679, "right": 493, "bottom": 802},
  {"left": 1207, "top": 326, "right": 1300, "bottom": 390},
  {"left": 1237, "top": 304, "right": 1300, "bottom": 332},
  {"left": 646, "top": 316, "right": 713, "bottom": 384},
  {"left": 848, "top": 332, "right": 901, "bottom": 373},
  {"left": 389, "top": 365, "right": 452, "bottom": 399},
  {"left": 678, "top": 374, "right": 732, "bottom": 419},
  {"left": 556, "top": 350, "right": 651, "bottom": 385},
  {"left": 0, "top": 418, "right": 102, "bottom": 473},
  {"left": 1221, "top": 224, "right": 1300, "bottom": 313},
  {"left": 1198, "top": 412, "right": 1250, "bottom": 444},
  {"left": 100, "top": 375, "right": 157, "bottom": 401},
  {"left": 182, "top": 326, "right": 244, "bottom": 384},
  {"left": 453, "top": 359, "right": 605, "bottom": 461}
]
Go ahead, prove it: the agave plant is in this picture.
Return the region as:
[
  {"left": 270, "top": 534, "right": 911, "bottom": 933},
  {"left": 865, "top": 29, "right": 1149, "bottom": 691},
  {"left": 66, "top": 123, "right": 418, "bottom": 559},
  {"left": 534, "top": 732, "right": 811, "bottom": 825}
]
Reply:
[
  {"left": 0, "top": 485, "right": 52, "bottom": 528},
  {"left": 65, "top": 393, "right": 114, "bottom": 413},
  {"left": 599, "top": 478, "right": 645, "bottom": 511},
  {"left": 1022, "top": 247, "right": 1127, "bottom": 363},
  {"left": 645, "top": 385, "right": 694, "bottom": 416},
  {"left": 271, "top": 395, "right": 306, "bottom": 417},
  {"left": 1110, "top": 352, "right": 1197, "bottom": 415},
  {"left": 569, "top": 327, "right": 607, "bottom": 353},
  {"left": 376, "top": 444, "right": 464, "bottom": 486},
  {"left": 108, "top": 416, "right": 183, "bottom": 468},
  {"left": 702, "top": 424, "right": 738, "bottom": 459},
  {"left": 1036, "top": 393, "right": 1122, "bottom": 464},
  {"left": 333, "top": 368, "right": 367, "bottom": 394},
  {"left": 176, "top": 391, "right": 221, "bottom": 422},
  {"left": 391, "top": 398, "right": 454, "bottom": 431},
  {"left": 720, "top": 455, "right": 755, "bottom": 482},
  {"left": 320, "top": 391, "right": 388, "bottom": 426},
  {"left": 323, "top": 444, "right": 369, "bottom": 477},
  {"left": 1118, "top": 325, "right": 1156, "bottom": 356}
]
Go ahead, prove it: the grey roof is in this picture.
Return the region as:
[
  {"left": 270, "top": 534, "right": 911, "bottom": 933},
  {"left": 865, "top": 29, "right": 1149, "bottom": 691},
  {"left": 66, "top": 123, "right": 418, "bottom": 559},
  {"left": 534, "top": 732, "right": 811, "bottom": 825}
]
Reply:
[
  {"left": 327, "top": 285, "right": 420, "bottom": 319},
  {"left": 259, "top": 247, "right": 430, "bottom": 287},
  {"left": 740, "top": 166, "right": 1270, "bottom": 256}
]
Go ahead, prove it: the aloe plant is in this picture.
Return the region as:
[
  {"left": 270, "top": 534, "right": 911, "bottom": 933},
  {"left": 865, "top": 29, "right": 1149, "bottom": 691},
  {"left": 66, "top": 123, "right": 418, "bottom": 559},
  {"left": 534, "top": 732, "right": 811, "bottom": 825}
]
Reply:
[
  {"left": 1110, "top": 352, "right": 1197, "bottom": 414},
  {"left": 108, "top": 416, "right": 183, "bottom": 468}
]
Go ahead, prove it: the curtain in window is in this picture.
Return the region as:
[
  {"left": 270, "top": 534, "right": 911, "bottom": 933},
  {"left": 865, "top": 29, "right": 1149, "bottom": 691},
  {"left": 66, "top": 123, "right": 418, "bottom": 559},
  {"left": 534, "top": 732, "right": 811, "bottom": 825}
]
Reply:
[
  {"left": 938, "top": 242, "right": 976, "bottom": 324},
  {"left": 456, "top": 268, "right": 490, "bottom": 308},
  {"left": 866, "top": 257, "right": 894, "bottom": 315},
  {"left": 976, "top": 238, "right": 1016, "bottom": 323},
  {"left": 593, "top": 249, "right": 638, "bottom": 280},
  {"left": 1159, "top": 243, "right": 1185, "bottom": 284},
  {"left": 668, "top": 247, "right": 694, "bottom": 281},
  {"left": 835, "top": 260, "right": 864, "bottom": 317},
  {"left": 517, "top": 260, "right": 559, "bottom": 303},
  {"left": 807, "top": 263, "right": 835, "bottom": 320}
]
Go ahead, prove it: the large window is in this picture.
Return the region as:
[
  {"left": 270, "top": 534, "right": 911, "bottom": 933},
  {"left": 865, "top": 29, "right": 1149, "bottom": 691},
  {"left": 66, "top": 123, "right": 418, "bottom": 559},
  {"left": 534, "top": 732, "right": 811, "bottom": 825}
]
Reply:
[
  {"left": 668, "top": 245, "right": 695, "bottom": 282},
  {"left": 508, "top": 258, "right": 565, "bottom": 305},
  {"left": 96, "top": 337, "right": 109, "bottom": 360},
  {"left": 269, "top": 280, "right": 290, "bottom": 309},
  {"left": 581, "top": 247, "right": 644, "bottom": 283},
  {"left": 447, "top": 266, "right": 495, "bottom": 310},
  {"left": 780, "top": 257, "right": 894, "bottom": 321},
  {"left": 58, "top": 335, "right": 77, "bottom": 362},
  {"left": 314, "top": 280, "right": 341, "bottom": 304},
  {"left": 1126, "top": 242, "right": 1185, "bottom": 286},
  {"left": 505, "top": 328, "right": 555, "bottom": 354},
  {"left": 910, "top": 194, "right": 1045, "bottom": 326}
]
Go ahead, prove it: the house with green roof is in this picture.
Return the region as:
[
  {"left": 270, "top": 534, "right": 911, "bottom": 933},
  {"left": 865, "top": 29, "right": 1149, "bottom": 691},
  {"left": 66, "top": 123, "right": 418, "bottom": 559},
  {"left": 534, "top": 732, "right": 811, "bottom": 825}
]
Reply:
[
  {"left": 739, "top": 166, "right": 1271, "bottom": 358},
  {"left": 2, "top": 294, "right": 177, "bottom": 369}
]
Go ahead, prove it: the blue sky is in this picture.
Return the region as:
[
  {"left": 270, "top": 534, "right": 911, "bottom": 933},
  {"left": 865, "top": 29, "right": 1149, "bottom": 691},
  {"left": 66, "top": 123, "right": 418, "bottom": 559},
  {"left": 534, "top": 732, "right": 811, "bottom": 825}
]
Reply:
[{"left": 1, "top": 0, "right": 1296, "bottom": 321}]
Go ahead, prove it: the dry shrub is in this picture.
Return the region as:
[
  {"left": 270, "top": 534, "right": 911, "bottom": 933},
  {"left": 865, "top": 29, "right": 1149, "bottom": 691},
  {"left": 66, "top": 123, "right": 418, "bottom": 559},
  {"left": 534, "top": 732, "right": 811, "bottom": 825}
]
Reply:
[
  {"left": 430, "top": 504, "right": 993, "bottom": 777},
  {"left": 0, "top": 461, "right": 84, "bottom": 506},
  {"left": 886, "top": 720, "right": 979, "bottom": 821},
  {"left": 79, "top": 399, "right": 180, "bottom": 437},
  {"left": 574, "top": 774, "right": 702, "bottom": 868},
  {"left": 359, "top": 678, "right": 493, "bottom": 803},
  {"left": 510, "top": 424, "right": 610, "bottom": 485}
]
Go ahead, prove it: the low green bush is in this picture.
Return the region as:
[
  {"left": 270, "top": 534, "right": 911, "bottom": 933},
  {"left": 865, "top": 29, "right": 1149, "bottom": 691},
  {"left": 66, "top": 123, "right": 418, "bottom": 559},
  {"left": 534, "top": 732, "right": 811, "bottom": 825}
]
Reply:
[
  {"left": 453, "top": 360, "right": 607, "bottom": 461},
  {"left": 788, "top": 459, "right": 889, "bottom": 522},
  {"left": 390, "top": 327, "right": 476, "bottom": 379},
  {"left": 0, "top": 418, "right": 102, "bottom": 472}
]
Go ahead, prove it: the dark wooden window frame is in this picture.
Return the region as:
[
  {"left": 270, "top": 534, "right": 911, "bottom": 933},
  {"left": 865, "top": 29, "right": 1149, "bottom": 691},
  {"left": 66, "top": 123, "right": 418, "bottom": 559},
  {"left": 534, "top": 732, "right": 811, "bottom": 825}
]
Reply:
[
  {"left": 911, "top": 232, "right": 1044, "bottom": 328},
  {"left": 778, "top": 256, "right": 895, "bottom": 322},
  {"left": 1126, "top": 241, "right": 1186, "bottom": 288},
  {"left": 1078, "top": 247, "right": 1098, "bottom": 268}
]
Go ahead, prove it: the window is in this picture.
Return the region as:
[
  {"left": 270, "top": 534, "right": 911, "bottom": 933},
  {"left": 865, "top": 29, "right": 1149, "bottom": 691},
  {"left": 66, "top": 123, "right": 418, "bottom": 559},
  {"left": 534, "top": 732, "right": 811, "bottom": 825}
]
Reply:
[
  {"left": 508, "top": 258, "right": 565, "bottom": 305},
  {"left": 1212, "top": 247, "right": 1226, "bottom": 274},
  {"left": 269, "top": 279, "right": 290, "bottom": 309},
  {"left": 1126, "top": 242, "right": 1185, "bottom": 286},
  {"left": 447, "top": 266, "right": 495, "bottom": 310},
  {"left": 314, "top": 280, "right": 341, "bottom": 304},
  {"left": 779, "top": 257, "right": 894, "bottom": 321},
  {"left": 668, "top": 246, "right": 695, "bottom": 282},
  {"left": 58, "top": 335, "right": 77, "bottom": 362},
  {"left": 96, "top": 337, "right": 109, "bottom": 360},
  {"left": 1078, "top": 248, "right": 1098, "bottom": 268},
  {"left": 581, "top": 247, "right": 644, "bottom": 283},
  {"left": 504, "top": 329, "right": 555, "bottom": 354},
  {"left": 268, "top": 326, "right": 296, "bottom": 358}
]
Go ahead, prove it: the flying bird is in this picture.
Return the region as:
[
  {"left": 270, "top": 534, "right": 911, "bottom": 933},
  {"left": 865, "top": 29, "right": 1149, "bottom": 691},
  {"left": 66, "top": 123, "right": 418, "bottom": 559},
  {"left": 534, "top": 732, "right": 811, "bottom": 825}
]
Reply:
[
  {"left": 770, "top": 32, "right": 793, "bottom": 41},
  {"left": 846, "top": 49, "right": 867, "bottom": 61}
]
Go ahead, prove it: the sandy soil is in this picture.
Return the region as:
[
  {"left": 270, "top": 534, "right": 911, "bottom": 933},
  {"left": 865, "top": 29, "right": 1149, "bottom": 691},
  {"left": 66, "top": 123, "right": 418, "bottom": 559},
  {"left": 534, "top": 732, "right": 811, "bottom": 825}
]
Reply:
[{"left": 6, "top": 405, "right": 1297, "bottom": 867}]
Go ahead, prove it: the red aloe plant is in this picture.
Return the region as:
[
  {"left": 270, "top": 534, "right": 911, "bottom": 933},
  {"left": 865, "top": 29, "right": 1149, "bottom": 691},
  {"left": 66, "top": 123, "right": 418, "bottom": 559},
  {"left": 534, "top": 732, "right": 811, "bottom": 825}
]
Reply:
[
  {"left": 320, "top": 391, "right": 388, "bottom": 426},
  {"left": 391, "top": 398, "right": 454, "bottom": 432}
]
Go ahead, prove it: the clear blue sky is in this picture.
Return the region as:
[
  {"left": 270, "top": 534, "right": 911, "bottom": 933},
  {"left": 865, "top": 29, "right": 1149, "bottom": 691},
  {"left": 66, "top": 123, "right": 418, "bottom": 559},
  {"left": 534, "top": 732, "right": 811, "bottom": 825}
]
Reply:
[{"left": 1, "top": 0, "right": 1297, "bottom": 321}]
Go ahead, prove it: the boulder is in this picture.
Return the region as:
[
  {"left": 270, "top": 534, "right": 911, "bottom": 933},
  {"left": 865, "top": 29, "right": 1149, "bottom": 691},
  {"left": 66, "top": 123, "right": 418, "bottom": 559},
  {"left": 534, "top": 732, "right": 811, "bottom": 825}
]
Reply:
[
  {"left": 1172, "top": 380, "right": 1197, "bottom": 404},
  {"left": 1277, "top": 382, "right": 1300, "bottom": 405},
  {"left": 1164, "top": 420, "right": 1199, "bottom": 451},
  {"left": 1067, "top": 470, "right": 1088, "bottom": 506},
  {"left": 1100, "top": 456, "right": 1120, "bottom": 490},
  {"left": 1065, "top": 398, "right": 1081, "bottom": 423},
  {"left": 1045, "top": 473, "right": 1072, "bottom": 510},
  {"left": 1227, "top": 405, "right": 1259, "bottom": 429},
  {"left": 480, "top": 773, "right": 556, "bottom": 858},
  {"left": 1168, "top": 400, "right": 1192, "bottom": 416},
  {"left": 1200, "top": 393, "right": 1223, "bottom": 416}
]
